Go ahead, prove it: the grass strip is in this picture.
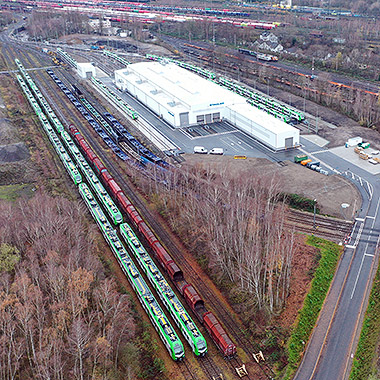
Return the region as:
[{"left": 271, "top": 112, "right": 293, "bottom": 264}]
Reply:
[
  {"left": 349, "top": 259, "right": 380, "bottom": 380},
  {"left": 283, "top": 235, "right": 342, "bottom": 379}
]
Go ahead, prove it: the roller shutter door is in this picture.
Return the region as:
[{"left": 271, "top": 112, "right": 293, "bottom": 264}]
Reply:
[
  {"left": 179, "top": 112, "right": 189, "bottom": 127},
  {"left": 285, "top": 137, "right": 293, "bottom": 148}
]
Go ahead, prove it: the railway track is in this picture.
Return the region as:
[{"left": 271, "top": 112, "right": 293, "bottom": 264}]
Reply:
[
  {"left": 286, "top": 209, "right": 353, "bottom": 243},
  {"left": 5, "top": 45, "right": 231, "bottom": 379},
  {"left": 4, "top": 40, "right": 351, "bottom": 380}
]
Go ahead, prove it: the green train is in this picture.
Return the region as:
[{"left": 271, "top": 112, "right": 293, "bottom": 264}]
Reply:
[
  {"left": 120, "top": 223, "right": 208, "bottom": 357},
  {"left": 16, "top": 74, "right": 82, "bottom": 185},
  {"left": 61, "top": 130, "right": 123, "bottom": 225},
  {"left": 17, "top": 68, "right": 185, "bottom": 360},
  {"left": 146, "top": 54, "right": 216, "bottom": 81},
  {"left": 57, "top": 47, "right": 78, "bottom": 69},
  {"left": 103, "top": 50, "right": 130, "bottom": 66},
  {"left": 219, "top": 76, "right": 305, "bottom": 123},
  {"left": 91, "top": 76, "right": 139, "bottom": 120},
  {"left": 78, "top": 184, "right": 185, "bottom": 361},
  {"left": 16, "top": 59, "right": 121, "bottom": 225}
]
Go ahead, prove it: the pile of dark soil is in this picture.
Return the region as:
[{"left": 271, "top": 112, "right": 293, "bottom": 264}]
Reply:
[{"left": 0, "top": 142, "right": 30, "bottom": 163}]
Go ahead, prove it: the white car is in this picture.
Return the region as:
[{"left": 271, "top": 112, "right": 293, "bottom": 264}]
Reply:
[{"left": 209, "top": 148, "right": 224, "bottom": 155}]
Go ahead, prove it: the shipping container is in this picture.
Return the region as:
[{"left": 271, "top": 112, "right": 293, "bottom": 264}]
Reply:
[{"left": 294, "top": 154, "right": 308, "bottom": 163}]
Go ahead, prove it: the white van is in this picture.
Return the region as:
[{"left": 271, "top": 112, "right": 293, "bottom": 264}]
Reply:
[
  {"left": 193, "top": 146, "right": 208, "bottom": 154},
  {"left": 209, "top": 148, "right": 224, "bottom": 155}
]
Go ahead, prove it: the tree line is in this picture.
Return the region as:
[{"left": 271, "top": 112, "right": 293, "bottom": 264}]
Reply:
[
  {"left": 130, "top": 162, "right": 296, "bottom": 316},
  {"left": 0, "top": 193, "right": 137, "bottom": 380}
]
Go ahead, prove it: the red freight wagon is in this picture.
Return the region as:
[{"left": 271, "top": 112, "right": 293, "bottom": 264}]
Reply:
[
  {"left": 107, "top": 179, "right": 122, "bottom": 196},
  {"left": 126, "top": 206, "right": 143, "bottom": 226},
  {"left": 100, "top": 170, "right": 113, "bottom": 185},
  {"left": 203, "top": 311, "right": 237, "bottom": 358},
  {"left": 153, "top": 241, "right": 173, "bottom": 267},
  {"left": 182, "top": 284, "right": 204, "bottom": 312},
  {"left": 166, "top": 261, "right": 183, "bottom": 282},
  {"left": 139, "top": 222, "right": 157, "bottom": 246},
  {"left": 117, "top": 192, "right": 131, "bottom": 210},
  {"left": 93, "top": 157, "right": 106, "bottom": 174}
]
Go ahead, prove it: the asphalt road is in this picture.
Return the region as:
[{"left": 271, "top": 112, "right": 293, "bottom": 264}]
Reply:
[
  {"left": 107, "top": 64, "right": 380, "bottom": 379},
  {"left": 294, "top": 138, "right": 380, "bottom": 380},
  {"left": 7, "top": 21, "right": 380, "bottom": 378}
]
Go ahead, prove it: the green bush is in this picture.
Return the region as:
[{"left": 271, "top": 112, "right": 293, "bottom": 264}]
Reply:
[
  {"left": 283, "top": 236, "right": 342, "bottom": 379},
  {"left": 349, "top": 264, "right": 380, "bottom": 380},
  {"left": 279, "top": 193, "right": 320, "bottom": 213}
]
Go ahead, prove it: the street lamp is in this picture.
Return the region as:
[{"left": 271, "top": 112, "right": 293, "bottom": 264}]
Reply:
[{"left": 313, "top": 199, "right": 317, "bottom": 230}]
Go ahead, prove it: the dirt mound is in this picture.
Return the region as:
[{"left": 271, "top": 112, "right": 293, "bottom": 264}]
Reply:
[{"left": 0, "top": 142, "right": 30, "bottom": 163}]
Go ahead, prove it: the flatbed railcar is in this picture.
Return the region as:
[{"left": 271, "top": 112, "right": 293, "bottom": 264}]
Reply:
[
  {"left": 78, "top": 183, "right": 185, "bottom": 361},
  {"left": 46, "top": 69, "right": 129, "bottom": 161},
  {"left": 103, "top": 112, "right": 166, "bottom": 166},
  {"left": 120, "top": 223, "right": 207, "bottom": 357}
]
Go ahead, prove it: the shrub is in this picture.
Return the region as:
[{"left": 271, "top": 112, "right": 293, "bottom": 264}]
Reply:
[{"left": 283, "top": 236, "right": 342, "bottom": 379}]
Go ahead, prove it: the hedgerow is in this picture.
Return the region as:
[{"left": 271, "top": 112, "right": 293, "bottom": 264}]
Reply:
[{"left": 283, "top": 236, "right": 342, "bottom": 379}]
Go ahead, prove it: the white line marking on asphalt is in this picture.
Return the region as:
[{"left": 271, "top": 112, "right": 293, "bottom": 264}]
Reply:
[
  {"left": 355, "top": 218, "right": 365, "bottom": 222},
  {"left": 345, "top": 245, "right": 356, "bottom": 249},
  {"left": 351, "top": 198, "right": 380, "bottom": 299},
  {"left": 366, "top": 216, "right": 375, "bottom": 219}
]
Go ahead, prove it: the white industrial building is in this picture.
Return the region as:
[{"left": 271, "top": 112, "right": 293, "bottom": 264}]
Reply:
[
  {"left": 114, "top": 61, "right": 299, "bottom": 150},
  {"left": 77, "top": 62, "right": 96, "bottom": 79}
]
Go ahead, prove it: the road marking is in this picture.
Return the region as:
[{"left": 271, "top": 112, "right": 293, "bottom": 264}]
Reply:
[
  {"left": 345, "top": 245, "right": 356, "bottom": 249},
  {"left": 355, "top": 218, "right": 365, "bottom": 222},
  {"left": 353, "top": 221, "right": 365, "bottom": 247},
  {"left": 351, "top": 198, "right": 380, "bottom": 299},
  {"left": 365, "top": 254, "right": 375, "bottom": 257},
  {"left": 366, "top": 216, "right": 375, "bottom": 219}
]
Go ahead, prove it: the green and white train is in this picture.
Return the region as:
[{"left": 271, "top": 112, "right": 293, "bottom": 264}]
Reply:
[
  {"left": 120, "top": 223, "right": 208, "bottom": 357},
  {"left": 91, "top": 76, "right": 139, "bottom": 120},
  {"left": 16, "top": 68, "right": 185, "bottom": 361},
  {"left": 103, "top": 50, "right": 130, "bottom": 67},
  {"left": 16, "top": 59, "right": 122, "bottom": 225},
  {"left": 79, "top": 184, "right": 185, "bottom": 361},
  {"left": 16, "top": 74, "right": 82, "bottom": 184}
]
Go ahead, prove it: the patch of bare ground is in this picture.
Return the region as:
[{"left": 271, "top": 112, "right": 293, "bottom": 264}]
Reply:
[
  {"left": 0, "top": 74, "right": 70, "bottom": 196},
  {"left": 182, "top": 154, "right": 361, "bottom": 218}
]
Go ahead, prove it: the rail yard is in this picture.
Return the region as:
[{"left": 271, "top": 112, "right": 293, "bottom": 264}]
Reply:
[{"left": 3, "top": 8, "right": 380, "bottom": 380}]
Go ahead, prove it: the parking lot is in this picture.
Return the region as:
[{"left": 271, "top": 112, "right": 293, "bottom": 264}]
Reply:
[{"left": 329, "top": 145, "right": 380, "bottom": 175}]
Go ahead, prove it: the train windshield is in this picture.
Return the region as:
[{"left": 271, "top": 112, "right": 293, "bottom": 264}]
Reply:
[
  {"left": 197, "top": 339, "right": 207, "bottom": 353},
  {"left": 174, "top": 344, "right": 184, "bottom": 358}
]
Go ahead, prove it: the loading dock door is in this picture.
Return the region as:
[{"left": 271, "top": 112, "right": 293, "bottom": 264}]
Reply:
[
  {"left": 179, "top": 112, "right": 189, "bottom": 127},
  {"left": 285, "top": 137, "right": 293, "bottom": 148}
]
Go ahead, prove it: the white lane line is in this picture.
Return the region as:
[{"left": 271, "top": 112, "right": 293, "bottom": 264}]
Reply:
[
  {"left": 366, "top": 181, "right": 374, "bottom": 200},
  {"left": 351, "top": 198, "right": 380, "bottom": 299},
  {"left": 355, "top": 218, "right": 365, "bottom": 222},
  {"left": 366, "top": 216, "right": 375, "bottom": 219}
]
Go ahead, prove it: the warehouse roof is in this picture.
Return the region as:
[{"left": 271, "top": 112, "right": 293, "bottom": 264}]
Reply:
[
  {"left": 115, "top": 61, "right": 244, "bottom": 111},
  {"left": 227, "top": 103, "right": 299, "bottom": 135}
]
